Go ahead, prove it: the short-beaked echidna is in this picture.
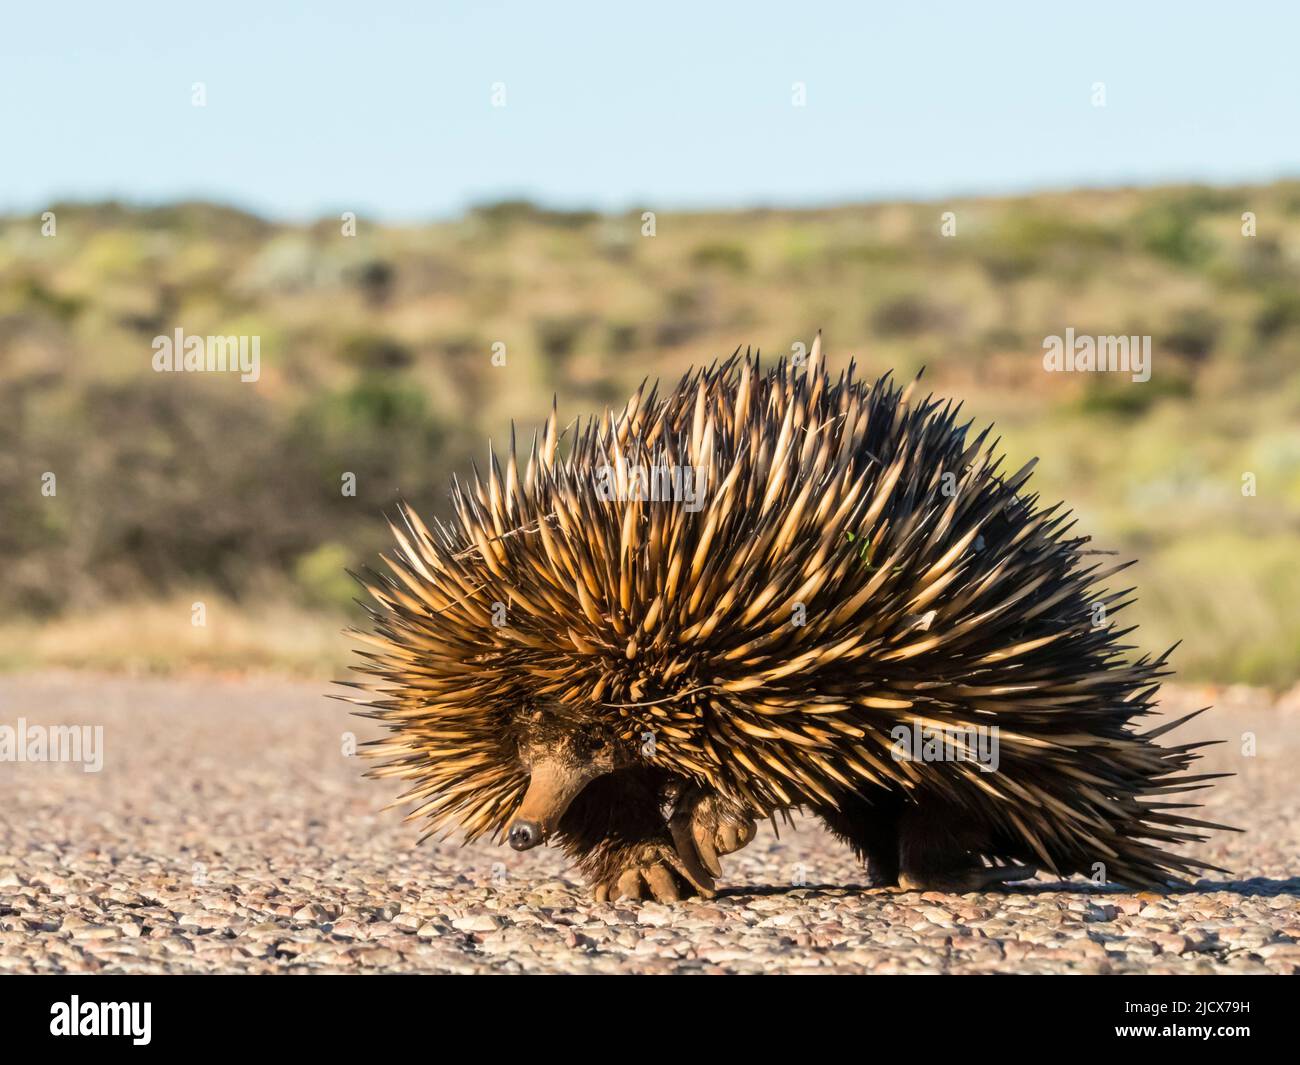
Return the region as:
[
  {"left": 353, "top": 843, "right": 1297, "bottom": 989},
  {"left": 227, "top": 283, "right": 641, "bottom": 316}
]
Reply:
[{"left": 345, "top": 336, "right": 1229, "bottom": 901}]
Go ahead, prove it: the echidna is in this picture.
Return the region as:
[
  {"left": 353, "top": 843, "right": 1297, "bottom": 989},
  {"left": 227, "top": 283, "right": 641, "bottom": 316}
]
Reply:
[{"left": 344, "top": 336, "right": 1230, "bottom": 902}]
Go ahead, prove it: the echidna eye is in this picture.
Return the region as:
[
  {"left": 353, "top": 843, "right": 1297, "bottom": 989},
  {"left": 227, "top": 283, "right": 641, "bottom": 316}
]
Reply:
[{"left": 588, "top": 737, "right": 605, "bottom": 751}]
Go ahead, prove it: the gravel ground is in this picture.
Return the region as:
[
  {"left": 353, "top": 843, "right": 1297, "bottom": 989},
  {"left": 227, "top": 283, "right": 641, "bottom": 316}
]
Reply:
[{"left": 0, "top": 672, "right": 1296, "bottom": 974}]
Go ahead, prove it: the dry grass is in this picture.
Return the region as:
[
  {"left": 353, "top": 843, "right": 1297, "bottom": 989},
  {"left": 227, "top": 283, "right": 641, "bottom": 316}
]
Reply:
[{"left": 0, "top": 597, "right": 352, "bottom": 679}]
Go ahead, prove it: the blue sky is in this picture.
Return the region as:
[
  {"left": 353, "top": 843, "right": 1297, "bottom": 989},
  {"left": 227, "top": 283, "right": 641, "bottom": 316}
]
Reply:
[{"left": 4, "top": 2, "right": 1297, "bottom": 221}]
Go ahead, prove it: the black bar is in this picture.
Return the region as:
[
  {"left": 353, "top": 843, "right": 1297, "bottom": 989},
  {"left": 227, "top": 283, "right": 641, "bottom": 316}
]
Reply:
[{"left": 1, "top": 973, "right": 1284, "bottom": 1051}]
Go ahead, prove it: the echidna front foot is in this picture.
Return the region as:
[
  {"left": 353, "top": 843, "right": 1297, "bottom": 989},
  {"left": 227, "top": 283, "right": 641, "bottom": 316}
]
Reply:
[
  {"left": 669, "top": 785, "right": 756, "bottom": 880},
  {"left": 592, "top": 839, "right": 717, "bottom": 903},
  {"left": 587, "top": 786, "right": 755, "bottom": 903},
  {"left": 553, "top": 770, "right": 722, "bottom": 903}
]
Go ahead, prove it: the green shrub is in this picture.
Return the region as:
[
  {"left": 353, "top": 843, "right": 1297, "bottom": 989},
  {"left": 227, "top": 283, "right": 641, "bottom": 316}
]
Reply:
[
  {"left": 1254, "top": 288, "right": 1300, "bottom": 341},
  {"left": 1134, "top": 204, "right": 1214, "bottom": 267},
  {"left": 293, "top": 543, "right": 357, "bottom": 609},
  {"left": 339, "top": 332, "right": 413, "bottom": 370},
  {"left": 691, "top": 242, "right": 750, "bottom": 274}
]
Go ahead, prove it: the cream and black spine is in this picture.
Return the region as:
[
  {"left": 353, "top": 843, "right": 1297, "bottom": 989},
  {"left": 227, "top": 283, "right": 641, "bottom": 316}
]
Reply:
[{"left": 342, "top": 335, "right": 1231, "bottom": 901}]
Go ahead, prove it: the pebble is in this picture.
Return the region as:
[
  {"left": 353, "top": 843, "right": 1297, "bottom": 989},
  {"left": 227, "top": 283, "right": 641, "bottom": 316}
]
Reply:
[{"left": 451, "top": 915, "right": 501, "bottom": 933}]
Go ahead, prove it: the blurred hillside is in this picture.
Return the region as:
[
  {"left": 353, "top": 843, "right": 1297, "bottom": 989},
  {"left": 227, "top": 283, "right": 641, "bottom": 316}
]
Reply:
[{"left": 2, "top": 184, "right": 1299, "bottom": 684}]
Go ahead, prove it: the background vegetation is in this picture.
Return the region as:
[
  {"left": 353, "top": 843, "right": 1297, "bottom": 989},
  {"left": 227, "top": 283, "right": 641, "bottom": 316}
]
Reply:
[{"left": 2, "top": 183, "right": 1298, "bottom": 684}]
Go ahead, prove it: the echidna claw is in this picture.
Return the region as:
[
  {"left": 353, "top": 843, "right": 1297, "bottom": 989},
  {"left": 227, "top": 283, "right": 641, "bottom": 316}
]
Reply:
[
  {"left": 717, "top": 819, "right": 756, "bottom": 855},
  {"left": 690, "top": 823, "right": 723, "bottom": 878},
  {"left": 668, "top": 809, "right": 721, "bottom": 882},
  {"left": 661, "top": 847, "right": 717, "bottom": 900},
  {"left": 643, "top": 865, "right": 681, "bottom": 902},
  {"left": 982, "top": 864, "right": 1037, "bottom": 887},
  {"left": 615, "top": 868, "right": 645, "bottom": 901}
]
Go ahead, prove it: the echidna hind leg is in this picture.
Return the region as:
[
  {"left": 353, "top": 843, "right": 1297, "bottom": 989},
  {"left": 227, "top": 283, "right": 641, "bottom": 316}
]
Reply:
[
  {"left": 816, "top": 796, "right": 903, "bottom": 887},
  {"left": 897, "top": 863, "right": 1038, "bottom": 892},
  {"left": 895, "top": 805, "right": 1036, "bottom": 892}
]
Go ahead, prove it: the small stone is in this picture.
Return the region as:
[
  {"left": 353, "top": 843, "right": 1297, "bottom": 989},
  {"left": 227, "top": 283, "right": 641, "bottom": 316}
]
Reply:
[
  {"left": 635, "top": 905, "right": 674, "bottom": 927},
  {"left": 354, "top": 946, "right": 402, "bottom": 966},
  {"left": 451, "top": 914, "right": 500, "bottom": 933},
  {"left": 1256, "top": 943, "right": 1300, "bottom": 959},
  {"left": 1150, "top": 934, "right": 1188, "bottom": 955},
  {"left": 71, "top": 926, "right": 119, "bottom": 941}
]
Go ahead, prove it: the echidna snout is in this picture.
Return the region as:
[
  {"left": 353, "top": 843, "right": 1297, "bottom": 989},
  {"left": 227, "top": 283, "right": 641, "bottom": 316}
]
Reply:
[
  {"left": 507, "top": 820, "right": 542, "bottom": 851},
  {"left": 507, "top": 713, "right": 623, "bottom": 849}
]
